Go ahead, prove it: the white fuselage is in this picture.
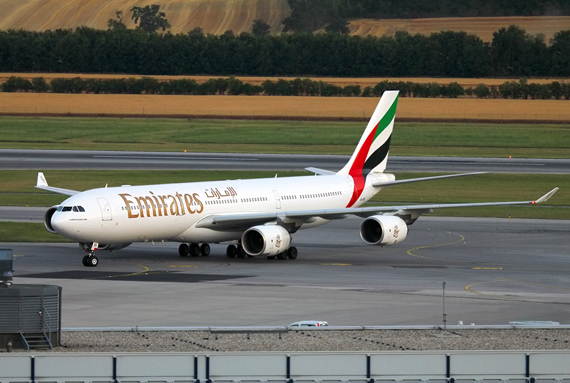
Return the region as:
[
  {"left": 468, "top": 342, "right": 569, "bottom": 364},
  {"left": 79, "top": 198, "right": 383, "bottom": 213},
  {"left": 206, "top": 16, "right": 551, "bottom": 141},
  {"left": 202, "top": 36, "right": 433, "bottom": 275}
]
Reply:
[{"left": 51, "top": 173, "right": 389, "bottom": 245}]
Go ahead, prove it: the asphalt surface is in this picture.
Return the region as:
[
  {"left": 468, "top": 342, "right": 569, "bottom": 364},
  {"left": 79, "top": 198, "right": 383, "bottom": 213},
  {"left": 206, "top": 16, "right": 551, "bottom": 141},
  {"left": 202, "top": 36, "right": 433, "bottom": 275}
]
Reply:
[
  {"left": 3, "top": 216, "right": 569, "bottom": 328},
  {"left": 2, "top": 149, "right": 569, "bottom": 173}
]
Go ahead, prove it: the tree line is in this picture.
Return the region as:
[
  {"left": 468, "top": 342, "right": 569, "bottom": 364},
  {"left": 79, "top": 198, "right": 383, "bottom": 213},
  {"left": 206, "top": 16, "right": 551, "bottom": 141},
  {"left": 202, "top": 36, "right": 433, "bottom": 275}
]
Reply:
[
  {"left": 3, "top": 76, "right": 570, "bottom": 100},
  {"left": 1, "top": 25, "right": 569, "bottom": 78}
]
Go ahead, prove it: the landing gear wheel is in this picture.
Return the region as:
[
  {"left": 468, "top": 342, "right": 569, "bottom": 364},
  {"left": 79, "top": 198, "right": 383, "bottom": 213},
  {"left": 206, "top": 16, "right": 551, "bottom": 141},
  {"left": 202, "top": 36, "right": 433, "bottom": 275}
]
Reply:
[
  {"left": 287, "top": 246, "right": 298, "bottom": 260},
  {"left": 200, "top": 243, "right": 210, "bottom": 256},
  {"left": 189, "top": 243, "right": 200, "bottom": 257},
  {"left": 276, "top": 252, "right": 287, "bottom": 260},
  {"left": 237, "top": 246, "right": 246, "bottom": 258},
  {"left": 82, "top": 255, "right": 90, "bottom": 266},
  {"left": 88, "top": 255, "right": 99, "bottom": 267},
  {"left": 266, "top": 255, "right": 276, "bottom": 260},
  {"left": 226, "top": 245, "right": 236, "bottom": 258},
  {"left": 179, "top": 243, "right": 189, "bottom": 257}
]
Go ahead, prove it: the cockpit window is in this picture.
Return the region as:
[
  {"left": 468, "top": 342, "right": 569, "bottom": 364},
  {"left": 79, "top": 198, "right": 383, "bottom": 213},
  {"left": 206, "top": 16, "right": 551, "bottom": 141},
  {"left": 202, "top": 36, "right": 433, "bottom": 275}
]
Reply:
[{"left": 58, "top": 206, "right": 85, "bottom": 212}]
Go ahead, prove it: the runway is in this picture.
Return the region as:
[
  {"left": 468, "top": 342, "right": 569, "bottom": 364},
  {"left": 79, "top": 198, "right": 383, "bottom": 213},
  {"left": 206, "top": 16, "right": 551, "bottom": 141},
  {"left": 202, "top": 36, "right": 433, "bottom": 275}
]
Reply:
[
  {"left": 3, "top": 216, "right": 569, "bottom": 328},
  {"left": 2, "top": 149, "right": 569, "bottom": 173}
]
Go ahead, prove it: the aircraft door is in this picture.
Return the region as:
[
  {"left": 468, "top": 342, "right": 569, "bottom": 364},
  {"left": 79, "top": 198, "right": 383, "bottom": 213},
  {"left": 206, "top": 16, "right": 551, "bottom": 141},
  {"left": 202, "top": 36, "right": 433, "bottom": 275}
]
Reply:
[
  {"left": 273, "top": 190, "right": 281, "bottom": 209},
  {"left": 97, "top": 198, "right": 112, "bottom": 221}
]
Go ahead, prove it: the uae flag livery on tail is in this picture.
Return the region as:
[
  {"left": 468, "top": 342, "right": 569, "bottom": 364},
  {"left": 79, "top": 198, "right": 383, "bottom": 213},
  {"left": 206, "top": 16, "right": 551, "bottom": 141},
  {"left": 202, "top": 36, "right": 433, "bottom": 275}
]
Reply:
[{"left": 337, "top": 90, "right": 399, "bottom": 207}]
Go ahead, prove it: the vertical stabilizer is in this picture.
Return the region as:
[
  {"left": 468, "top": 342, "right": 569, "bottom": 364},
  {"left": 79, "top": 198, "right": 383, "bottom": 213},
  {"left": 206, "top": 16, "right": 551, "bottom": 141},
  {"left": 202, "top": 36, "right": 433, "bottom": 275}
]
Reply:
[{"left": 338, "top": 91, "right": 399, "bottom": 207}]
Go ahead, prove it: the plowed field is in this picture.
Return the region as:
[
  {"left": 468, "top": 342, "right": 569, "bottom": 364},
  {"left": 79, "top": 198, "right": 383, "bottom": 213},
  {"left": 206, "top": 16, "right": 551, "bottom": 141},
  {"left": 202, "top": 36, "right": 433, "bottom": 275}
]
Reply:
[
  {"left": 349, "top": 16, "right": 570, "bottom": 42},
  {"left": 1, "top": 93, "right": 569, "bottom": 123},
  {"left": 0, "top": 0, "right": 289, "bottom": 34}
]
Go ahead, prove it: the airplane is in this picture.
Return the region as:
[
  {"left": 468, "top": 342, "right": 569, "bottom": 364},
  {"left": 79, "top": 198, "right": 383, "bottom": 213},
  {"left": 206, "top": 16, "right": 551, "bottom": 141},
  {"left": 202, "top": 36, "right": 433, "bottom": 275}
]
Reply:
[{"left": 35, "top": 91, "right": 559, "bottom": 267}]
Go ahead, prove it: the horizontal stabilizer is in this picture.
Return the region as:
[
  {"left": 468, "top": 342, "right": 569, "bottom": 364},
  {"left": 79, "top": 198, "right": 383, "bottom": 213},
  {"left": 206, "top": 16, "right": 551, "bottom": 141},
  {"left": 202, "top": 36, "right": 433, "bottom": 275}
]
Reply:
[
  {"left": 305, "top": 167, "right": 336, "bottom": 176},
  {"left": 35, "top": 172, "right": 79, "bottom": 196},
  {"left": 373, "top": 172, "right": 486, "bottom": 187}
]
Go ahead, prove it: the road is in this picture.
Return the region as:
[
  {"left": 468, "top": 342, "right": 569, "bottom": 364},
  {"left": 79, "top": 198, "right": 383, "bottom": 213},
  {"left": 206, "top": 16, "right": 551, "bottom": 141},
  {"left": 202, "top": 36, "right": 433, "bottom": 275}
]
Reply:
[{"left": 1, "top": 149, "right": 569, "bottom": 173}]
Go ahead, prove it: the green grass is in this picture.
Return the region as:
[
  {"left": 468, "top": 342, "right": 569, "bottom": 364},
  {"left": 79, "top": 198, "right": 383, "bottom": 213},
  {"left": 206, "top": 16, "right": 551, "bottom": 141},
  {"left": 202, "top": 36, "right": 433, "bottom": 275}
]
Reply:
[
  {"left": 0, "top": 222, "right": 72, "bottom": 242},
  {"left": 0, "top": 117, "right": 569, "bottom": 157}
]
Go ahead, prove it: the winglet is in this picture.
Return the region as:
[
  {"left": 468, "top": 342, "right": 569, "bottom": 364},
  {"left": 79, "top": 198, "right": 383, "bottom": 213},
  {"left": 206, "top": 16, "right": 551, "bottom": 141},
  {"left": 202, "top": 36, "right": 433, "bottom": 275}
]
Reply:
[
  {"left": 35, "top": 172, "right": 80, "bottom": 196},
  {"left": 534, "top": 187, "right": 559, "bottom": 204},
  {"left": 37, "top": 172, "right": 49, "bottom": 187}
]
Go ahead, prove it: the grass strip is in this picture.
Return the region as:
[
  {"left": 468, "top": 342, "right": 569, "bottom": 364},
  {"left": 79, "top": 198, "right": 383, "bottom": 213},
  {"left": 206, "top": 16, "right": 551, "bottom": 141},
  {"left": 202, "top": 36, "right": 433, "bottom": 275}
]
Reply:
[{"left": 0, "top": 117, "right": 569, "bottom": 158}]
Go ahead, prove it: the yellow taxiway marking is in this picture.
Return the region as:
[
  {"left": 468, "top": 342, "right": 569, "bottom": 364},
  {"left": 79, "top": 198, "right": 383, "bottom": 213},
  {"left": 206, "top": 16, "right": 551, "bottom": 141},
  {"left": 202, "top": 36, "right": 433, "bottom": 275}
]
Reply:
[
  {"left": 169, "top": 265, "right": 198, "bottom": 268},
  {"left": 406, "top": 232, "right": 465, "bottom": 259},
  {"left": 91, "top": 264, "right": 151, "bottom": 280},
  {"left": 321, "top": 263, "right": 352, "bottom": 266}
]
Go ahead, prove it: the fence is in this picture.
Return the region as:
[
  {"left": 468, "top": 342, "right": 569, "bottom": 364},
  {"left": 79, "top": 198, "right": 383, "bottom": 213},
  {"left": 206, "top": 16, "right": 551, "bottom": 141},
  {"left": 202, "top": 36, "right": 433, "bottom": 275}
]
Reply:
[{"left": 1, "top": 351, "right": 570, "bottom": 383}]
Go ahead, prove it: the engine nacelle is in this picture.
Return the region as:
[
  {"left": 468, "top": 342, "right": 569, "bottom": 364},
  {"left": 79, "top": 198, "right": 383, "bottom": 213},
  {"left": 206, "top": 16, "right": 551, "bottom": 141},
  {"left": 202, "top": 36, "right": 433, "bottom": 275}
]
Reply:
[
  {"left": 360, "top": 215, "right": 408, "bottom": 246},
  {"left": 44, "top": 206, "right": 58, "bottom": 234},
  {"left": 242, "top": 225, "right": 291, "bottom": 256}
]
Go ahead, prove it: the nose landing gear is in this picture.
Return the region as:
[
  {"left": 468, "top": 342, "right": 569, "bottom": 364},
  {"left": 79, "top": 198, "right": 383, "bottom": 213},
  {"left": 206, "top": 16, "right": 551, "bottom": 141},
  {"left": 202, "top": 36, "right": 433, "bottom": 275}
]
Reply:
[{"left": 80, "top": 242, "right": 99, "bottom": 267}]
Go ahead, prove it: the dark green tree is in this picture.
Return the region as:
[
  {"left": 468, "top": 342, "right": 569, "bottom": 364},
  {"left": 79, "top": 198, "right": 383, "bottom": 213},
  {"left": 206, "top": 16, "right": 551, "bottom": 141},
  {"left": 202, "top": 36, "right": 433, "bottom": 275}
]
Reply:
[
  {"left": 131, "top": 4, "right": 170, "bottom": 33},
  {"left": 32, "top": 77, "right": 50, "bottom": 92},
  {"left": 490, "top": 25, "right": 540, "bottom": 76},
  {"left": 550, "top": 30, "right": 570, "bottom": 76},
  {"left": 325, "top": 18, "right": 350, "bottom": 34},
  {"left": 108, "top": 10, "right": 127, "bottom": 30},
  {"left": 251, "top": 20, "right": 271, "bottom": 36}
]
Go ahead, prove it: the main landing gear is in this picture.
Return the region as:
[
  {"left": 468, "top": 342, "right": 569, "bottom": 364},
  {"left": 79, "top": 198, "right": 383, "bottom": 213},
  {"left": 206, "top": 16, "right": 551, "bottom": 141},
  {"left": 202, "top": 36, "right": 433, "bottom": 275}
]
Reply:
[
  {"left": 81, "top": 243, "right": 99, "bottom": 267},
  {"left": 179, "top": 243, "right": 210, "bottom": 257}
]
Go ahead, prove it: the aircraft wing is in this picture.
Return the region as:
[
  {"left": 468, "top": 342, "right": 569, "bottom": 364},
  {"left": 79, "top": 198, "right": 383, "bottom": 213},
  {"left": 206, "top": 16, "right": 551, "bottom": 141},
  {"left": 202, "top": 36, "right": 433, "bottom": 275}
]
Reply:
[
  {"left": 35, "top": 172, "right": 80, "bottom": 196},
  {"left": 195, "top": 188, "right": 559, "bottom": 231}
]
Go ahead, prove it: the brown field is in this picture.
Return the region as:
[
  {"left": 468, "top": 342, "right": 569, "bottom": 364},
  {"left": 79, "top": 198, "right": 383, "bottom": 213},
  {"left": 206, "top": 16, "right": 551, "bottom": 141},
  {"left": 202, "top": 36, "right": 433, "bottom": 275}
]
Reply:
[
  {"left": 1, "top": 73, "right": 569, "bottom": 90},
  {"left": 1, "top": 93, "right": 569, "bottom": 122},
  {"left": 349, "top": 16, "right": 570, "bottom": 42},
  {"left": 0, "top": 0, "right": 568, "bottom": 41},
  {"left": 0, "top": 0, "right": 289, "bottom": 34}
]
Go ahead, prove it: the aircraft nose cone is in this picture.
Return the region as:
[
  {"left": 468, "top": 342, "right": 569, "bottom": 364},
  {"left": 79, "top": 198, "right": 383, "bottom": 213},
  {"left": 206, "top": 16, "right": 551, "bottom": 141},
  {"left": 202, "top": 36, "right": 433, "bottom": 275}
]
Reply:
[{"left": 51, "top": 213, "right": 73, "bottom": 237}]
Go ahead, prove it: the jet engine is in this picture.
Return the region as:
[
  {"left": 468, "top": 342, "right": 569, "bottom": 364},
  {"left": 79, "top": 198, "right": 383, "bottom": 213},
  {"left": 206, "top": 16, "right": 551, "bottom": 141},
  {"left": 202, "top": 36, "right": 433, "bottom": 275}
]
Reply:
[
  {"left": 242, "top": 225, "right": 291, "bottom": 256},
  {"left": 43, "top": 206, "right": 58, "bottom": 234},
  {"left": 360, "top": 215, "right": 408, "bottom": 246}
]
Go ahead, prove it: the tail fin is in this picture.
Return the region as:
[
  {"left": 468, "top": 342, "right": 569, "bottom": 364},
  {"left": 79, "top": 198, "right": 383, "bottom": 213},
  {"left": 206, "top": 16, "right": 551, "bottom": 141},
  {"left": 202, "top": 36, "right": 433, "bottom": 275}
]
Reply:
[
  {"left": 338, "top": 91, "right": 399, "bottom": 207},
  {"left": 338, "top": 90, "right": 399, "bottom": 176}
]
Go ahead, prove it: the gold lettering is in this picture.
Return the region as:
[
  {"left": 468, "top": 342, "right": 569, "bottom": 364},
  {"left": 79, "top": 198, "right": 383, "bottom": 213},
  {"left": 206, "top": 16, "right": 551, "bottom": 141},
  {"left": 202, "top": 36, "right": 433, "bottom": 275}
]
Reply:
[
  {"left": 175, "top": 192, "right": 186, "bottom": 215},
  {"left": 184, "top": 194, "right": 195, "bottom": 214},
  {"left": 135, "top": 196, "right": 156, "bottom": 218},
  {"left": 119, "top": 193, "right": 139, "bottom": 219},
  {"left": 169, "top": 195, "right": 180, "bottom": 216},
  {"left": 149, "top": 192, "right": 162, "bottom": 216},
  {"left": 193, "top": 193, "right": 204, "bottom": 213},
  {"left": 158, "top": 195, "right": 169, "bottom": 216}
]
